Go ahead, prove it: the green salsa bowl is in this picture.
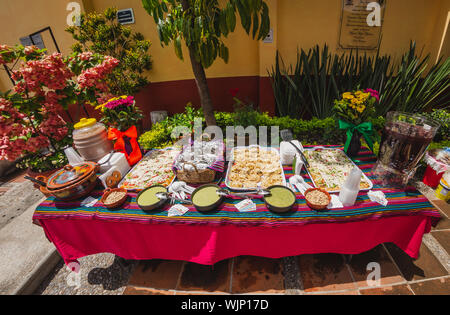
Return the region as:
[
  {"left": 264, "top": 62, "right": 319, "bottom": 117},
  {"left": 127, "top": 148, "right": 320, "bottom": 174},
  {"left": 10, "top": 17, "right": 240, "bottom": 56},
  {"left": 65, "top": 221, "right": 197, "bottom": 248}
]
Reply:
[
  {"left": 137, "top": 185, "right": 168, "bottom": 212},
  {"left": 191, "top": 184, "right": 224, "bottom": 213},
  {"left": 264, "top": 185, "right": 297, "bottom": 213}
]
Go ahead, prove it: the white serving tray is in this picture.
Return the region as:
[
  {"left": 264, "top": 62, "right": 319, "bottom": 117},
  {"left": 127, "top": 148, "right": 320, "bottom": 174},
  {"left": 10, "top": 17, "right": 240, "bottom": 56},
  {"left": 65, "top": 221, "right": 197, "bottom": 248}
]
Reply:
[
  {"left": 224, "top": 145, "right": 287, "bottom": 191},
  {"left": 118, "top": 147, "right": 179, "bottom": 192},
  {"left": 303, "top": 147, "right": 373, "bottom": 193}
]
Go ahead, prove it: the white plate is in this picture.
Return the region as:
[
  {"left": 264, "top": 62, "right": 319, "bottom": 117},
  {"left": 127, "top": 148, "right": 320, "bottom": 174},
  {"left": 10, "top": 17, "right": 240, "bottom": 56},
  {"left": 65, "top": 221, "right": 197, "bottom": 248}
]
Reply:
[
  {"left": 303, "top": 147, "right": 373, "bottom": 193},
  {"left": 118, "top": 147, "right": 179, "bottom": 192},
  {"left": 224, "top": 145, "right": 287, "bottom": 191}
]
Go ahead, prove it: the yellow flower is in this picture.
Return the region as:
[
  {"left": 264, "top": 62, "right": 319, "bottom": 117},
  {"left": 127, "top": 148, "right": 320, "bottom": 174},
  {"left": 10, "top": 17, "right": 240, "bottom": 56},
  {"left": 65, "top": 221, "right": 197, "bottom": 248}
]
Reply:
[
  {"left": 357, "top": 105, "right": 366, "bottom": 113},
  {"left": 358, "top": 93, "right": 369, "bottom": 101},
  {"left": 351, "top": 98, "right": 363, "bottom": 105},
  {"left": 343, "top": 92, "right": 354, "bottom": 100}
]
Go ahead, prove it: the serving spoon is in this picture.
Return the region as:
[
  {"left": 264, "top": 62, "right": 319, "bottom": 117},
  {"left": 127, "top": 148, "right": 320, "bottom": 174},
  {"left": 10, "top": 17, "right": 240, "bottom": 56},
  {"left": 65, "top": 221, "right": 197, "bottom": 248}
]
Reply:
[
  {"left": 216, "top": 188, "right": 271, "bottom": 199},
  {"left": 156, "top": 192, "right": 193, "bottom": 205}
]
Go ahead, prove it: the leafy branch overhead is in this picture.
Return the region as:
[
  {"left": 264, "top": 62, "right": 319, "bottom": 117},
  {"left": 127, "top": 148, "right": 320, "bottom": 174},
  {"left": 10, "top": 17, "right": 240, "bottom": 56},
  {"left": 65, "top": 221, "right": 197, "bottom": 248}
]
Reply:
[{"left": 142, "top": 0, "right": 270, "bottom": 68}]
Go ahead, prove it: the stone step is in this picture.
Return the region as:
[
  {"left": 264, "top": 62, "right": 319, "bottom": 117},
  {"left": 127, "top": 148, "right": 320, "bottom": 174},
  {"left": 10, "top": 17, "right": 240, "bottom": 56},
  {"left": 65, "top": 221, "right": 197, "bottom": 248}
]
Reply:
[{"left": 0, "top": 198, "right": 60, "bottom": 295}]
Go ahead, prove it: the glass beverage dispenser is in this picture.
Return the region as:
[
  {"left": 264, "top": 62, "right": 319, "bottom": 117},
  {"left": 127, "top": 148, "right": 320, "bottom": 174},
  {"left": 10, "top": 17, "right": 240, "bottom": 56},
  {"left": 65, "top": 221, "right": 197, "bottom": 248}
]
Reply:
[{"left": 372, "top": 112, "right": 439, "bottom": 188}]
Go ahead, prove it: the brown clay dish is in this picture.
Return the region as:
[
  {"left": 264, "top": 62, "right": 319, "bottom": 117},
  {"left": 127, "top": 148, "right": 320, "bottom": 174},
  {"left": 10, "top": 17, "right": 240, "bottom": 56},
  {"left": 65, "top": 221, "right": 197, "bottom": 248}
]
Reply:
[
  {"left": 101, "top": 188, "right": 128, "bottom": 209},
  {"left": 37, "top": 162, "right": 100, "bottom": 201},
  {"left": 304, "top": 188, "right": 331, "bottom": 211}
]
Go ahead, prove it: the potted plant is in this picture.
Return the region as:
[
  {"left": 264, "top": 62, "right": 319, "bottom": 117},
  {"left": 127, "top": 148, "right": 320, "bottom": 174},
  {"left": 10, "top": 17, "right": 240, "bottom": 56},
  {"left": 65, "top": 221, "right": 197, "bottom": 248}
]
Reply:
[
  {"left": 96, "top": 96, "right": 144, "bottom": 166},
  {"left": 0, "top": 45, "right": 119, "bottom": 175},
  {"left": 333, "top": 89, "right": 379, "bottom": 157},
  {"left": 96, "top": 96, "right": 143, "bottom": 132}
]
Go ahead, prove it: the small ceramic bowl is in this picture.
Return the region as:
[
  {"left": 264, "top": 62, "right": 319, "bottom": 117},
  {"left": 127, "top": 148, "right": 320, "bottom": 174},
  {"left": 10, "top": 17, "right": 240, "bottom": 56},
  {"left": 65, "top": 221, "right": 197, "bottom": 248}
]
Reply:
[
  {"left": 263, "top": 185, "right": 297, "bottom": 213},
  {"left": 136, "top": 185, "right": 169, "bottom": 212},
  {"left": 191, "top": 184, "right": 224, "bottom": 213},
  {"left": 101, "top": 188, "right": 128, "bottom": 209},
  {"left": 304, "top": 188, "right": 331, "bottom": 211}
]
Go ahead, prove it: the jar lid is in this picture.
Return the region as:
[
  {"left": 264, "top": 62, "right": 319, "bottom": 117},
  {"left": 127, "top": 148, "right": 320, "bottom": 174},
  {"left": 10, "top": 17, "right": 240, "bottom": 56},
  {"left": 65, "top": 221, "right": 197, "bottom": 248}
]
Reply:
[
  {"left": 47, "top": 162, "right": 97, "bottom": 190},
  {"left": 74, "top": 118, "right": 97, "bottom": 130},
  {"left": 442, "top": 172, "right": 450, "bottom": 186}
]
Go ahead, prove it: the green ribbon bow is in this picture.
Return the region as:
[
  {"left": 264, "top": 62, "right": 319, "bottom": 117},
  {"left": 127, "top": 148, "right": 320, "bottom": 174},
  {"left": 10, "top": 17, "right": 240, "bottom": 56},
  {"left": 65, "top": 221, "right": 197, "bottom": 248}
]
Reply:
[{"left": 339, "top": 120, "right": 376, "bottom": 153}]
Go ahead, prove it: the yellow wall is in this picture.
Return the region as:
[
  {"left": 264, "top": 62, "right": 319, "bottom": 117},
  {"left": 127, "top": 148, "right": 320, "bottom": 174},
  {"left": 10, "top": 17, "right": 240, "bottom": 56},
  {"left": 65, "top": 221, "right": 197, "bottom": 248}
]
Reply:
[
  {"left": 0, "top": 0, "right": 449, "bottom": 92},
  {"left": 276, "top": 0, "right": 449, "bottom": 66},
  {"left": 85, "top": 0, "right": 261, "bottom": 82},
  {"left": 0, "top": 0, "right": 87, "bottom": 91}
]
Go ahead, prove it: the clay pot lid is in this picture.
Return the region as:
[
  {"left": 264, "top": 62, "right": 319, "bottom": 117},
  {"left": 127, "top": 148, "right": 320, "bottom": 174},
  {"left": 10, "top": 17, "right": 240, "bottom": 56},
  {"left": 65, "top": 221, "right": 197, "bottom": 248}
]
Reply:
[{"left": 47, "top": 162, "right": 97, "bottom": 190}]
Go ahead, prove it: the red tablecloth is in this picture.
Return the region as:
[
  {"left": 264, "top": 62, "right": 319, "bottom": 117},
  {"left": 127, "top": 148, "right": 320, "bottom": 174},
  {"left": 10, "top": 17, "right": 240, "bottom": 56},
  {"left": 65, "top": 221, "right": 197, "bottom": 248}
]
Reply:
[
  {"left": 40, "top": 214, "right": 432, "bottom": 265},
  {"left": 33, "top": 146, "right": 441, "bottom": 265}
]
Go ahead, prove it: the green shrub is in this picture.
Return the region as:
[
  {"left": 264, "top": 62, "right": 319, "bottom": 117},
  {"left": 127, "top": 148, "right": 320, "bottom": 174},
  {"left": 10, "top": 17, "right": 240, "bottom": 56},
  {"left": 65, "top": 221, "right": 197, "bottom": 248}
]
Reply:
[
  {"left": 66, "top": 7, "right": 152, "bottom": 96},
  {"left": 138, "top": 105, "right": 450, "bottom": 152},
  {"left": 421, "top": 109, "right": 450, "bottom": 142},
  {"left": 138, "top": 123, "right": 171, "bottom": 149},
  {"left": 428, "top": 140, "right": 450, "bottom": 151},
  {"left": 139, "top": 106, "right": 347, "bottom": 149},
  {"left": 16, "top": 150, "right": 68, "bottom": 173}
]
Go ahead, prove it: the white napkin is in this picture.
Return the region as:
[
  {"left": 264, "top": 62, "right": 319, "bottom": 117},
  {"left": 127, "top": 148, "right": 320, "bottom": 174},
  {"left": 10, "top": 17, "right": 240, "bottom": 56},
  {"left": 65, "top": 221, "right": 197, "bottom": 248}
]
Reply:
[
  {"left": 168, "top": 204, "right": 190, "bottom": 217},
  {"left": 368, "top": 190, "right": 388, "bottom": 206},
  {"left": 235, "top": 199, "right": 257, "bottom": 212},
  {"left": 81, "top": 196, "right": 99, "bottom": 208},
  {"left": 327, "top": 194, "right": 344, "bottom": 209}
]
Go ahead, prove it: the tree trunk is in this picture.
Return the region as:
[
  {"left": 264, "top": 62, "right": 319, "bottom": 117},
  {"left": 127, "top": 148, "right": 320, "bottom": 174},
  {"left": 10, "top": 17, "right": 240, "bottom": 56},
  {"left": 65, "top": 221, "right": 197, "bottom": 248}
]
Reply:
[
  {"left": 187, "top": 47, "right": 217, "bottom": 126},
  {"left": 181, "top": 0, "right": 216, "bottom": 126}
]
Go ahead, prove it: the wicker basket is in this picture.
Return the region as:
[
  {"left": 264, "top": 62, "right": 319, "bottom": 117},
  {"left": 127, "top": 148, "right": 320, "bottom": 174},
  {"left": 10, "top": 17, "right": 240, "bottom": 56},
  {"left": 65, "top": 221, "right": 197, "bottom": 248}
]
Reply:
[{"left": 176, "top": 162, "right": 216, "bottom": 185}]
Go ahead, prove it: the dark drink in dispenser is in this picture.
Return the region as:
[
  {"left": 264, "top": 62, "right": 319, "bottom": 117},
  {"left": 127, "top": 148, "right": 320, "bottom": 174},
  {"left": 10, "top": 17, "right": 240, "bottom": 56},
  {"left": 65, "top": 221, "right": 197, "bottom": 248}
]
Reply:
[{"left": 372, "top": 112, "right": 439, "bottom": 188}]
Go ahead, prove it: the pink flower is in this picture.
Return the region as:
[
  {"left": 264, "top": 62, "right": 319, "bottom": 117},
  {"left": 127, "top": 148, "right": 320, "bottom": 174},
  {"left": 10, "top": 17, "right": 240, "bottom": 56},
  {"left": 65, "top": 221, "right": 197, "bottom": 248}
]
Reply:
[
  {"left": 0, "top": 47, "right": 119, "bottom": 162},
  {"left": 24, "top": 45, "right": 38, "bottom": 55},
  {"left": 365, "top": 88, "right": 380, "bottom": 102},
  {"left": 79, "top": 51, "right": 93, "bottom": 61},
  {"left": 39, "top": 114, "right": 68, "bottom": 141},
  {"left": 104, "top": 96, "right": 134, "bottom": 110},
  {"left": 77, "top": 56, "right": 119, "bottom": 91}
]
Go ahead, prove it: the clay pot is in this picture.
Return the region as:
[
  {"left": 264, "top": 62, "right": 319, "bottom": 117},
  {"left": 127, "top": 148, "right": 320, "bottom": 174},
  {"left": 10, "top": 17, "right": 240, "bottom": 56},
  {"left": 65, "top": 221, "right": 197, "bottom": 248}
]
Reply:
[
  {"left": 27, "top": 167, "right": 61, "bottom": 189},
  {"left": 38, "top": 162, "right": 100, "bottom": 201}
]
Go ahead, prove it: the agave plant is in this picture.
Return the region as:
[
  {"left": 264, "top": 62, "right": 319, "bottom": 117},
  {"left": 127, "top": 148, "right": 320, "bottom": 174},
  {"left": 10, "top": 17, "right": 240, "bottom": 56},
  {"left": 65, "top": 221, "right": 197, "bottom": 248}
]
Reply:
[
  {"left": 268, "top": 51, "right": 306, "bottom": 119},
  {"left": 269, "top": 41, "right": 450, "bottom": 120},
  {"left": 378, "top": 42, "right": 450, "bottom": 116}
]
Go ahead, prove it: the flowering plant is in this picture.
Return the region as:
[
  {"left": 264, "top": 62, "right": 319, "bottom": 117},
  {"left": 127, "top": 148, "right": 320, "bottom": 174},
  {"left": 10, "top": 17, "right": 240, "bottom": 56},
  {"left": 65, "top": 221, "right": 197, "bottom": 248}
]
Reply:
[
  {"left": 0, "top": 45, "right": 119, "bottom": 169},
  {"left": 333, "top": 89, "right": 378, "bottom": 126},
  {"left": 96, "top": 96, "right": 143, "bottom": 131},
  {"left": 333, "top": 89, "right": 379, "bottom": 154}
]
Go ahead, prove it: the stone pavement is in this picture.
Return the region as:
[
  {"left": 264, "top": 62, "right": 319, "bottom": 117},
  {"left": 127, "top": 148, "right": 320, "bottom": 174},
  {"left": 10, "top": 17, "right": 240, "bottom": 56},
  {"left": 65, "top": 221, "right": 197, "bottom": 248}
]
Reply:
[
  {"left": 0, "top": 170, "right": 61, "bottom": 294},
  {"left": 122, "top": 182, "right": 450, "bottom": 296},
  {"left": 0, "top": 170, "right": 44, "bottom": 230}
]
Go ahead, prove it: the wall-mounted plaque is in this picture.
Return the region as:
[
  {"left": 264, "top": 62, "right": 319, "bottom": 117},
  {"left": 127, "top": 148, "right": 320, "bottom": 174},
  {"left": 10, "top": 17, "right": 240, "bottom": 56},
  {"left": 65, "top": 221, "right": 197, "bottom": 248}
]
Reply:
[{"left": 338, "top": 0, "right": 386, "bottom": 50}]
